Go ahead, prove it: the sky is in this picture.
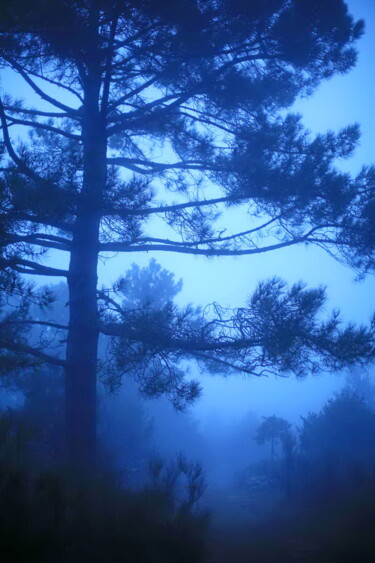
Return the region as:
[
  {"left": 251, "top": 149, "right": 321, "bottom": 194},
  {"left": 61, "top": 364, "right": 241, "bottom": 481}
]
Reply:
[{"left": 1, "top": 1, "right": 374, "bottom": 427}]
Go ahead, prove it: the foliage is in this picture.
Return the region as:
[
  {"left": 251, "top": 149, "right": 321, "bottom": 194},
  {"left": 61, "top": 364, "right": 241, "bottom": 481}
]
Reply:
[
  {"left": 255, "top": 415, "right": 291, "bottom": 459},
  {"left": 343, "top": 367, "right": 375, "bottom": 408},
  {"left": 0, "top": 412, "right": 208, "bottom": 563},
  {"left": 300, "top": 389, "right": 375, "bottom": 468},
  {"left": 115, "top": 258, "right": 183, "bottom": 311},
  {"left": 0, "top": 0, "right": 374, "bottom": 466},
  {"left": 251, "top": 382, "right": 375, "bottom": 503}
]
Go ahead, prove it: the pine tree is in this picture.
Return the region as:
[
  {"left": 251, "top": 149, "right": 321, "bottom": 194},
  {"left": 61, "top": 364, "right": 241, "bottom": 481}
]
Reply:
[{"left": 0, "top": 0, "right": 374, "bottom": 469}]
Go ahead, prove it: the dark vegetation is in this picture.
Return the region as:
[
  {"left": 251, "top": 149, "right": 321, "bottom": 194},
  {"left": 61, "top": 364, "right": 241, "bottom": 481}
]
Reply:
[
  {"left": 0, "top": 0, "right": 375, "bottom": 560},
  {"left": 2, "top": 351, "right": 375, "bottom": 561},
  {"left": 210, "top": 374, "right": 375, "bottom": 562},
  {"left": 2, "top": 277, "right": 375, "bottom": 561}
]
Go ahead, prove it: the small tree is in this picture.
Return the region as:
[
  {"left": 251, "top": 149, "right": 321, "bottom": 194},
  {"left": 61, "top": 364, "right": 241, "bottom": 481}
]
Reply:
[
  {"left": 255, "top": 415, "right": 291, "bottom": 461},
  {"left": 0, "top": 0, "right": 374, "bottom": 469}
]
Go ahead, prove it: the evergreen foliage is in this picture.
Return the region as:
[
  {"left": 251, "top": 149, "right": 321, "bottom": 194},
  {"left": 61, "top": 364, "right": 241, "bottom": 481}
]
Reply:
[{"left": 0, "top": 0, "right": 374, "bottom": 466}]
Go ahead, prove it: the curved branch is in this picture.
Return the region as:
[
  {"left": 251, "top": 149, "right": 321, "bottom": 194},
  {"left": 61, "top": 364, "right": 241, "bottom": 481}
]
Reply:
[
  {"left": 11, "top": 212, "right": 74, "bottom": 233},
  {"left": 7, "top": 233, "right": 72, "bottom": 252},
  {"left": 26, "top": 67, "right": 84, "bottom": 103},
  {"left": 3, "top": 56, "right": 80, "bottom": 115},
  {"left": 5, "top": 115, "right": 81, "bottom": 140},
  {"left": 102, "top": 195, "right": 239, "bottom": 218},
  {"left": 128, "top": 216, "right": 281, "bottom": 248},
  {"left": 3, "top": 258, "right": 69, "bottom": 277},
  {"left": 4, "top": 105, "right": 80, "bottom": 120},
  {"left": 192, "top": 352, "right": 260, "bottom": 375},
  {"left": 0, "top": 99, "right": 64, "bottom": 191},
  {"left": 99, "top": 237, "right": 310, "bottom": 256},
  {"left": 106, "top": 156, "right": 219, "bottom": 173}
]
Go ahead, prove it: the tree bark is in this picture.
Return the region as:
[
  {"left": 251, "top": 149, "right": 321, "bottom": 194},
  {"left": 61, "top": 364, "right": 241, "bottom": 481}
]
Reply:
[{"left": 65, "top": 50, "right": 106, "bottom": 470}]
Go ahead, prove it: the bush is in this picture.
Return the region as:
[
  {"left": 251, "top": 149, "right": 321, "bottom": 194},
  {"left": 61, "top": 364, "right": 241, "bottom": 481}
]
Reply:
[{"left": 0, "top": 413, "right": 209, "bottom": 563}]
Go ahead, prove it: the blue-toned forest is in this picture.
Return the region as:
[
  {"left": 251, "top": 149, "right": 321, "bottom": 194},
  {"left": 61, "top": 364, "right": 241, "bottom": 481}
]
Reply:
[{"left": 0, "top": 1, "right": 374, "bottom": 561}]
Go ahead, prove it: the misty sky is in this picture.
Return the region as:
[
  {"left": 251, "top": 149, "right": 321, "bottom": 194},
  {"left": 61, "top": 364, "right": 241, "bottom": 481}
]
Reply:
[{"left": 1, "top": 0, "right": 374, "bottom": 427}]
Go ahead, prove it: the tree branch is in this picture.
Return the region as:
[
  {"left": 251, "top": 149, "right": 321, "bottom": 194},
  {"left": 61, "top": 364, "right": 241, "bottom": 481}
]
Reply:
[
  {"left": 107, "top": 76, "right": 158, "bottom": 114},
  {"left": 2, "top": 56, "right": 80, "bottom": 115},
  {"left": 106, "top": 156, "right": 219, "bottom": 173},
  {"left": 6, "top": 233, "right": 72, "bottom": 252},
  {"left": 4, "top": 104, "right": 80, "bottom": 120},
  {"left": 2, "top": 258, "right": 69, "bottom": 277},
  {"left": 10, "top": 211, "right": 74, "bottom": 234},
  {"left": 126, "top": 217, "right": 281, "bottom": 248},
  {"left": 102, "top": 195, "right": 240, "bottom": 218},
  {"left": 101, "top": 5, "right": 121, "bottom": 116},
  {"left": 2, "top": 319, "right": 68, "bottom": 331},
  {"left": 5, "top": 115, "right": 81, "bottom": 140},
  {"left": 25, "top": 67, "right": 84, "bottom": 103},
  {"left": 0, "top": 98, "right": 64, "bottom": 191},
  {"left": 99, "top": 238, "right": 309, "bottom": 256},
  {"left": 0, "top": 340, "right": 66, "bottom": 367}
]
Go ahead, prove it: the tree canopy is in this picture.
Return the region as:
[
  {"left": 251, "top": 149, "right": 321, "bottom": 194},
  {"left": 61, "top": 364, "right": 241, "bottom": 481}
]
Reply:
[{"left": 0, "top": 0, "right": 374, "bottom": 468}]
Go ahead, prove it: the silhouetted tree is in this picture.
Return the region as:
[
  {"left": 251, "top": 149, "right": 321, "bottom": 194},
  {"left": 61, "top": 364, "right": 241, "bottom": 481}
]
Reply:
[
  {"left": 300, "top": 391, "right": 375, "bottom": 468},
  {"left": 0, "top": 0, "right": 375, "bottom": 469},
  {"left": 255, "top": 415, "right": 291, "bottom": 461},
  {"left": 279, "top": 428, "right": 297, "bottom": 498},
  {"left": 343, "top": 368, "right": 375, "bottom": 408}
]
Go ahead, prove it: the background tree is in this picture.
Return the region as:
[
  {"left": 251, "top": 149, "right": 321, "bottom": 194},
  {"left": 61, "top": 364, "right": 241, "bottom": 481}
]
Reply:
[
  {"left": 343, "top": 368, "right": 375, "bottom": 409},
  {"left": 300, "top": 391, "right": 375, "bottom": 468},
  {"left": 255, "top": 415, "right": 291, "bottom": 461},
  {"left": 0, "top": 0, "right": 374, "bottom": 469}
]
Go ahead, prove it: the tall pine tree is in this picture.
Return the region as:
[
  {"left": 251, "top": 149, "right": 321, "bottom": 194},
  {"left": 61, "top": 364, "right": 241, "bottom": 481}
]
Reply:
[{"left": 0, "top": 0, "right": 374, "bottom": 469}]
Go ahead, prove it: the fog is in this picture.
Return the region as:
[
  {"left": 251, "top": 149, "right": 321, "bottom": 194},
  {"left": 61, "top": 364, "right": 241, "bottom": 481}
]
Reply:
[{"left": 1, "top": 0, "right": 375, "bottom": 561}]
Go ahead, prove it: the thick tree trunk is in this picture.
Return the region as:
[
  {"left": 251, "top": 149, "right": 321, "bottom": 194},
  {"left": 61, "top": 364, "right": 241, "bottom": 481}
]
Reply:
[{"left": 65, "top": 65, "right": 106, "bottom": 470}]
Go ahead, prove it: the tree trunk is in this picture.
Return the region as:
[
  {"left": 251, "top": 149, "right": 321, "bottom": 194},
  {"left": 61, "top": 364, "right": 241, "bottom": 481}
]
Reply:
[{"left": 65, "top": 61, "right": 106, "bottom": 470}]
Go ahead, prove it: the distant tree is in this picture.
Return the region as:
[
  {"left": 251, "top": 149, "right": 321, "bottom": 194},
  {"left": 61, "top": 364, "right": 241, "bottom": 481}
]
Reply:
[
  {"left": 279, "top": 428, "right": 297, "bottom": 497},
  {"left": 299, "top": 391, "right": 375, "bottom": 482},
  {"left": 343, "top": 368, "right": 375, "bottom": 409},
  {"left": 115, "top": 258, "right": 183, "bottom": 311},
  {"left": 255, "top": 415, "right": 291, "bottom": 461},
  {"left": 0, "top": 0, "right": 375, "bottom": 469}
]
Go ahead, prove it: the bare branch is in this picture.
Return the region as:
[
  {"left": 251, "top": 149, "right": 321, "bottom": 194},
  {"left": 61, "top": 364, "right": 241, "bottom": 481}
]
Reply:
[{"left": 106, "top": 91, "right": 186, "bottom": 136}]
